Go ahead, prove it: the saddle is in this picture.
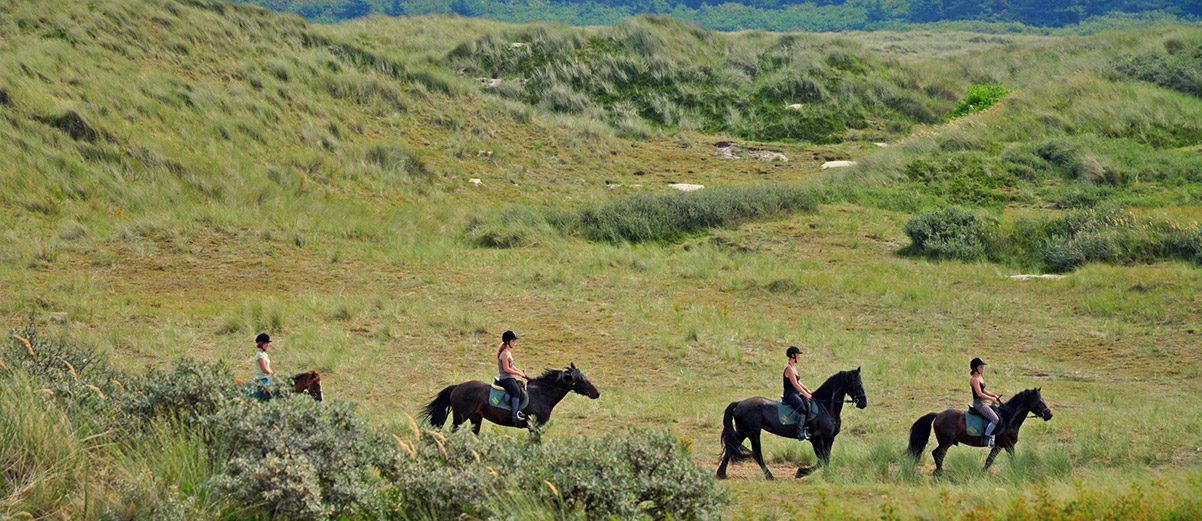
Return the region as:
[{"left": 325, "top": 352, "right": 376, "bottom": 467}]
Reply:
[
  {"left": 965, "top": 405, "right": 1006, "bottom": 436},
  {"left": 488, "top": 379, "right": 529, "bottom": 412},
  {"left": 776, "top": 398, "right": 822, "bottom": 426}
]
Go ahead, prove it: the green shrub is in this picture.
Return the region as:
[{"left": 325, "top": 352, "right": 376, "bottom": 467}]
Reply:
[
  {"left": 1112, "top": 38, "right": 1202, "bottom": 98},
  {"left": 387, "top": 429, "right": 725, "bottom": 521},
  {"left": 907, "top": 206, "right": 1202, "bottom": 272},
  {"left": 117, "top": 358, "right": 244, "bottom": 426},
  {"left": 903, "top": 206, "right": 995, "bottom": 261},
  {"left": 571, "top": 184, "right": 819, "bottom": 243},
  {"left": 948, "top": 83, "right": 1009, "bottom": 119},
  {"left": 206, "top": 395, "right": 402, "bottom": 520}
]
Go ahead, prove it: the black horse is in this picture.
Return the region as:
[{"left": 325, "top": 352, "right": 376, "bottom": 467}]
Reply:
[
  {"left": 423, "top": 363, "right": 600, "bottom": 433},
  {"left": 717, "top": 368, "right": 867, "bottom": 480},
  {"left": 907, "top": 388, "right": 1053, "bottom": 475}
]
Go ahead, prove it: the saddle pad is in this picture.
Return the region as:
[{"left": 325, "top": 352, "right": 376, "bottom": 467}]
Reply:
[
  {"left": 488, "top": 385, "right": 530, "bottom": 412},
  {"left": 965, "top": 406, "right": 1005, "bottom": 436},
  {"left": 776, "top": 400, "right": 821, "bottom": 426}
]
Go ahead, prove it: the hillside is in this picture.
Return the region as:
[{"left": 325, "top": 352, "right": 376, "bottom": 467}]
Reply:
[
  {"left": 3, "top": 0, "right": 1202, "bottom": 519},
  {"left": 234, "top": 0, "right": 1202, "bottom": 31}
]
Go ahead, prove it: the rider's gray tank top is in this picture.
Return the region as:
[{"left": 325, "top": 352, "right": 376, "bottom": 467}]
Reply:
[
  {"left": 498, "top": 351, "right": 514, "bottom": 380},
  {"left": 972, "top": 381, "right": 986, "bottom": 402}
]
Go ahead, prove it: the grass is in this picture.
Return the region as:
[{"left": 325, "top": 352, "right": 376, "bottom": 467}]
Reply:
[{"left": 2, "top": 0, "right": 1202, "bottom": 518}]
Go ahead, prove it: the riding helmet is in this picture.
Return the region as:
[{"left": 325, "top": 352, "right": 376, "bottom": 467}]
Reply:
[
  {"left": 786, "top": 346, "right": 802, "bottom": 357},
  {"left": 255, "top": 332, "right": 271, "bottom": 345},
  {"left": 502, "top": 330, "right": 518, "bottom": 343},
  {"left": 970, "top": 357, "right": 986, "bottom": 371}
]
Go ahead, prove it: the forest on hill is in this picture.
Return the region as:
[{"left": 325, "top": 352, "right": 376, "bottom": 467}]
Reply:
[{"left": 236, "top": 0, "right": 1202, "bottom": 30}]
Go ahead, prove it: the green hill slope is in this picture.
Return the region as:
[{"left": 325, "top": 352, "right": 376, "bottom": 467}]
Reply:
[{"left": 3, "top": 2, "right": 1202, "bottom": 519}]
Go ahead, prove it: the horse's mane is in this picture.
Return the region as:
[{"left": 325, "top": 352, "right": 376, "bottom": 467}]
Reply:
[
  {"left": 530, "top": 368, "right": 567, "bottom": 385},
  {"left": 999, "top": 388, "right": 1038, "bottom": 419},
  {"left": 811, "top": 370, "right": 855, "bottom": 403}
]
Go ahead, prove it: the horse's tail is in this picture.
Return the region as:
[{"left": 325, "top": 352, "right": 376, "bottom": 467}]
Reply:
[
  {"left": 423, "top": 385, "right": 456, "bottom": 428},
  {"left": 907, "top": 412, "right": 938, "bottom": 459},
  {"left": 720, "top": 401, "right": 751, "bottom": 463}
]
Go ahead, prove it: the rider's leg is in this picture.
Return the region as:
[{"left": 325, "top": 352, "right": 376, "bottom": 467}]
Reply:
[
  {"left": 783, "top": 393, "right": 809, "bottom": 440},
  {"left": 501, "top": 378, "right": 526, "bottom": 422},
  {"left": 977, "top": 401, "right": 1000, "bottom": 447},
  {"left": 799, "top": 397, "right": 811, "bottom": 440}
]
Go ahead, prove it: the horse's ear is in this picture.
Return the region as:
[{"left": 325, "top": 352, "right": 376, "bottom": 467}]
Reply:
[
  {"left": 570, "top": 362, "right": 576, "bottom": 369},
  {"left": 855, "top": 366, "right": 861, "bottom": 373}
]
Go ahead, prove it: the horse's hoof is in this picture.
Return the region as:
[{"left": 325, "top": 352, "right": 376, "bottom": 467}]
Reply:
[
  {"left": 716, "top": 472, "right": 727, "bottom": 480},
  {"left": 764, "top": 474, "right": 775, "bottom": 481},
  {"left": 795, "top": 467, "right": 814, "bottom": 478}
]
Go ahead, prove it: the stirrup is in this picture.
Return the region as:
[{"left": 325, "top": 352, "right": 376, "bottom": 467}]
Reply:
[
  {"left": 984, "top": 435, "right": 994, "bottom": 448},
  {"left": 513, "top": 411, "right": 527, "bottom": 422},
  {"left": 798, "top": 426, "right": 810, "bottom": 441}
]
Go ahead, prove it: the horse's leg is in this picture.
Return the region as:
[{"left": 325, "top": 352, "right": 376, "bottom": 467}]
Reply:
[
  {"left": 795, "top": 437, "right": 821, "bottom": 478},
  {"left": 748, "top": 431, "right": 773, "bottom": 480},
  {"left": 932, "top": 443, "right": 949, "bottom": 476},
  {"left": 471, "top": 418, "right": 482, "bottom": 435},
  {"left": 716, "top": 431, "right": 744, "bottom": 480},
  {"left": 984, "top": 446, "right": 1002, "bottom": 470},
  {"left": 814, "top": 436, "right": 833, "bottom": 467}
]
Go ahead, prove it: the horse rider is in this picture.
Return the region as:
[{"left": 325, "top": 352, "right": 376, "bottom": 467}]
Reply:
[
  {"left": 783, "top": 346, "right": 813, "bottom": 440},
  {"left": 497, "top": 330, "right": 529, "bottom": 423},
  {"left": 254, "top": 332, "right": 274, "bottom": 400},
  {"left": 970, "top": 357, "right": 1003, "bottom": 447}
]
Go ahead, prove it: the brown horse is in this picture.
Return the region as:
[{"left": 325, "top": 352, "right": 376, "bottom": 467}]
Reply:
[
  {"left": 292, "top": 371, "right": 323, "bottom": 401},
  {"left": 235, "top": 371, "right": 323, "bottom": 401},
  {"left": 423, "top": 364, "right": 599, "bottom": 433},
  {"left": 907, "top": 388, "right": 1052, "bottom": 475}
]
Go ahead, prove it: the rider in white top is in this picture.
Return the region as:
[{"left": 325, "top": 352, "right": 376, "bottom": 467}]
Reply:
[{"left": 254, "top": 333, "right": 274, "bottom": 399}]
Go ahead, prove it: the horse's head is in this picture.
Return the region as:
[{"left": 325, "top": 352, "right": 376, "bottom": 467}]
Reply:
[
  {"left": 1028, "top": 387, "right": 1052, "bottom": 421},
  {"left": 293, "top": 371, "right": 323, "bottom": 402},
  {"left": 848, "top": 367, "right": 867, "bottom": 409},
  {"left": 562, "top": 362, "right": 600, "bottom": 399}
]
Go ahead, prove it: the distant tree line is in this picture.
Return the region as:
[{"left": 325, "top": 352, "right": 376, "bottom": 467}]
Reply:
[{"left": 232, "top": 0, "right": 1201, "bottom": 29}]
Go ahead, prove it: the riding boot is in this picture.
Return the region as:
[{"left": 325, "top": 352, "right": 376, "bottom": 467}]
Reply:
[
  {"left": 510, "top": 396, "right": 526, "bottom": 423},
  {"left": 798, "top": 423, "right": 810, "bottom": 441}
]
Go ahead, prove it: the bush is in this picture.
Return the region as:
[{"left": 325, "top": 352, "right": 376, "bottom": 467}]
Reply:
[
  {"left": 117, "top": 358, "right": 244, "bottom": 426},
  {"left": 2, "top": 327, "right": 123, "bottom": 416},
  {"left": 206, "top": 395, "right": 402, "bottom": 520},
  {"left": 388, "top": 429, "right": 725, "bottom": 521},
  {"left": 903, "top": 206, "right": 995, "bottom": 261},
  {"left": 572, "top": 184, "right": 819, "bottom": 243},
  {"left": 908, "top": 206, "right": 1202, "bottom": 272},
  {"left": 948, "top": 83, "right": 1009, "bottom": 119}
]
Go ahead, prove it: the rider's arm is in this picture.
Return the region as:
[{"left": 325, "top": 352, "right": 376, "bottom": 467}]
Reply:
[
  {"left": 785, "top": 366, "right": 812, "bottom": 399},
  {"left": 258, "top": 356, "right": 273, "bottom": 376}
]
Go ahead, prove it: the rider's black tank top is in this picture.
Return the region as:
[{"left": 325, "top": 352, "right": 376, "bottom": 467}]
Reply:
[
  {"left": 972, "top": 381, "right": 986, "bottom": 402},
  {"left": 783, "top": 372, "right": 801, "bottom": 398}
]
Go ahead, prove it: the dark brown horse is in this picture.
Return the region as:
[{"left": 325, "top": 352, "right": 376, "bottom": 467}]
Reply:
[
  {"left": 423, "top": 364, "right": 599, "bottom": 433},
  {"left": 907, "top": 388, "right": 1053, "bottom": 475},
  {"left": 292, "top": 371, "right": 323, "bottom": 401},
  {"left": 236, "top": 371, "right": 323, "bottom": 401},
  {"left": 717, "top": 368, "right": 867, "bottom": 480}
]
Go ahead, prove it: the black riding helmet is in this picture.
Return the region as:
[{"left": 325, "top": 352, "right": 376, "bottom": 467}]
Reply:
[
  {"left": 256, "top": 332, "right": 271, "bottom": 345},
  {"left": 786, "top": 346, "right": 801, "bottom": 358},
  {"left": 970, "top": 357, "right": 986, "bottom": 371},
  {"left": 502, "top": 330, "right": 518, "bottom": 343}
]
